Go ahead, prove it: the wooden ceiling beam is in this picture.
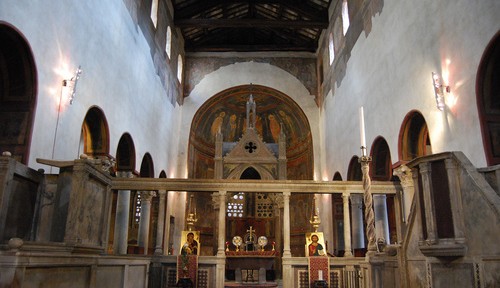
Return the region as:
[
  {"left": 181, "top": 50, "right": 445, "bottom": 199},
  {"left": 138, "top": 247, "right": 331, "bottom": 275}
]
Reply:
[{"left": 175, "top": 18, "right": 328, "bottom": 29}]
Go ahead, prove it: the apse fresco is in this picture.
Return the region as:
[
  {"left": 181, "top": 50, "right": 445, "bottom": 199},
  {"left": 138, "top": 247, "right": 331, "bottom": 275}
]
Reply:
[{"left": 189, "top": 84, "right": 313, "bottom": 180}]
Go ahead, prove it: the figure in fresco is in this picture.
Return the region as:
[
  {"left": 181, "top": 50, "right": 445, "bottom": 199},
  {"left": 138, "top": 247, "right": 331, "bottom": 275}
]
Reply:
[
  {"left": 256, "top": 115, "right": 263, "bottom": 136},
  {"left": 211, "top": 111, "right": 226, "bottom": 138},
  {"left": 268, "top": 114, "right": 281, "bottom": 143},
  {"left": 278, "top": 110, "right": 296, "bottom": 143},
  {"left": 228, "top": 114, "right": 238, "bottom": 141}
]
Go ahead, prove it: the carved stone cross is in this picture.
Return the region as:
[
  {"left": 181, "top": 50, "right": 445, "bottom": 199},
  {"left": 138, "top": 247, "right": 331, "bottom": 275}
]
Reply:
[{"left": 245, "top": 142, "right": 257, "bottom": 153}]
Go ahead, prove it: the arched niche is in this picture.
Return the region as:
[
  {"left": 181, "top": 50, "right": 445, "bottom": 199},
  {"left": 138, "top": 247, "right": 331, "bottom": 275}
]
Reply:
[
  {"left": 399, "top": 110, "right": 432, "bottom": 161},
  {"left": 139, "top": 153, "right": 155, "bottom": 178},
  {"left": 116, "top": 133, "right": 136, "bottom": 173},
  {"left": 477, "top": 31, "right": 500, "bottom": 166},
  {"left": 347, "top": 156, "right": 362, "bottom": 181},
  {"left": 371, "top": 136, "right": 392, "bottom": 181},
  {"left": 81, "top": 106, "right": 110, "bottom": 158},
  {"left": 0, "top": 23, "right": 37, "bottom": 164}
]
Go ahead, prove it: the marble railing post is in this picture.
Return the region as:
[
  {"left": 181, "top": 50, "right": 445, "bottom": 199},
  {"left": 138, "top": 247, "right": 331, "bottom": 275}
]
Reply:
[
  {"left": 154, "top": 190, "right": 166, "bottom": 255},
  {"left": 138, "top": 191, "right": 155, "bottom": 255},
  {"left": 113, "top": 171, "right": 133, "bottom": 254},
  {"left": 350, "top": 194, "right": 365, "bottom": 252},
  {"left": 373, "top": 195, "right": 390, "bottom": 244},
  {"left": 342, "top": 192, "right": 353, "bottom": 257},
  {"left": 281, "top": 190, "right": 293, "bottom": 288},
  {"left": 282, "top": 190, "right": 291, "bottom": 257},
  {"left": 214, "top": 191, "right": 227, "bottom": 288}
]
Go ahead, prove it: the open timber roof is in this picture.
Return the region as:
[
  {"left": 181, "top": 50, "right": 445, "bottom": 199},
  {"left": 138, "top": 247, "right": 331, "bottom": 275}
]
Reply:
[{"left": 173, "top": 0, "right": 332, "bottom": 52}]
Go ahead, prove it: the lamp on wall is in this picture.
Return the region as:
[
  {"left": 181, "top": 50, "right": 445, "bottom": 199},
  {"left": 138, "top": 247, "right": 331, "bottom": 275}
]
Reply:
[
  {"left": 432, "top": 72, "right": 450, "bottom": 111},
  {"left": 62, "top": 65, "right": 82, "bottom": 104}
]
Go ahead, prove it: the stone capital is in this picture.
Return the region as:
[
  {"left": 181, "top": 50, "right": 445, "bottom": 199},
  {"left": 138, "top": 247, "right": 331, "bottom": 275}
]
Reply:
[{"left": 393, "top": 164, "right": 414, "bottom": 188}]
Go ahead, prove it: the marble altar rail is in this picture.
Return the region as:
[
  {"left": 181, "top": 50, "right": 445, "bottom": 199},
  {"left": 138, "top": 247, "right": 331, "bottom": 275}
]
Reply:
[{"left": 110, "top": 178, "right": 400, "bottom": 194}]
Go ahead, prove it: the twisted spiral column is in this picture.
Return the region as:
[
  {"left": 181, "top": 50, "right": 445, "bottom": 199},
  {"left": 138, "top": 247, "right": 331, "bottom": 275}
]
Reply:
[{"left": 360, "top": 155, "right": 377, "bottom": 252}]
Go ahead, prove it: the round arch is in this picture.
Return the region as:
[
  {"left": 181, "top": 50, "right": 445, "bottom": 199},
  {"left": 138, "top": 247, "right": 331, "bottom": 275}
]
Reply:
[
  {"left": 477, "top": 31, "right": 500, "bottom": 166},
  {"left": 398, "top": 110, "right": 432, "bottom": 162},
  {"left": 116, "top": 133, "right": 136, "bottom": 172},
  {"left": 189, "top": 84, "right": 313, "bottom": 180},
  {"left": 80, "top": 106, "right": 110, "bottom": 158},
  {"left": 371, "top": 136, "right": 392, "bottom": 181},
  {"left": 139, "top": 153, "right": 155, "bottom": 178},
  {"left": 0, "top": 22, "right": 37, "bottom": 164},
  {"left": 347, "top": 156, "right": 362, "bottom": 181}
]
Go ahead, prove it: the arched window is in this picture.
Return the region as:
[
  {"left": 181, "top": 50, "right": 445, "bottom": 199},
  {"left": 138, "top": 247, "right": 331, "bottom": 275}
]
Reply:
[
  {"left": 165, "top": 26, "right": 172, "bottom": 59},
  {"left": 329, "top": 32, "right": 335, "bottom": 65},
  {"left": 399, "top": 111, "right": 432, "bottom": 161},
  {"left": 177, "top": 54, "right": 183, "bottom": 83},
  {"left": 342, "top": 0, "right": 350, "bottom": 36},
  {"left": 150, "top": 0, "right": 159, "bottom": 28}
]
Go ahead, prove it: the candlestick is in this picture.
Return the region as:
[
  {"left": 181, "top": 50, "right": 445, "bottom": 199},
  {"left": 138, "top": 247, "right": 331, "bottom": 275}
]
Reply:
[{"left": 359, "top": 106, "right": 367, "bottom": 156}]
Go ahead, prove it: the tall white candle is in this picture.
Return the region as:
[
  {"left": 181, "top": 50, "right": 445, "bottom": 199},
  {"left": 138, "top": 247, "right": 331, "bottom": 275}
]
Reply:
[
  {"left": 359, "top": 106, "right": 366, "bottom": 156},
  {"left": 318, "top": 270, "right": 323, "bottom": 281}
]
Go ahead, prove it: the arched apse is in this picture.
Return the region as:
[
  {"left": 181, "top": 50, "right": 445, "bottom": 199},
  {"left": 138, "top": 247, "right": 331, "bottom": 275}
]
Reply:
[
  {"left": 399, "top": 111, "right": 432, "bottom": 162},
  {"left": 116, "top": 133, "right": 136, "bottom": 172},
  {"left": 180, "top": 61, "right": 320, "bottom": 179},
  {"left": 371, "top": 137, "right": 392, "bottom": 181},
  {"left": 0, "top": 23, "right": 37, "bottom": 164},
  {"left": 477, "top": 31, "right": 500, "bottom": 166},
  {"left": 189, "top": 84, "right": 313, "bottom": 180},
  {"left": 80, "top": 106, "right": 110, "bottom": 158}
]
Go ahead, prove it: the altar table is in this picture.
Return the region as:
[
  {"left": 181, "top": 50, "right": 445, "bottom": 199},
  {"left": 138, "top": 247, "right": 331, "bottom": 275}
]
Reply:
[{"left": 225, "top": 251, "right": 279, "bottom": 283}]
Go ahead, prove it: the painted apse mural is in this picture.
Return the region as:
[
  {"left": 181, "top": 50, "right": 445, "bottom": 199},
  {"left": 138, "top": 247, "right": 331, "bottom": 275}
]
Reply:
[
  {"left": 189, "top": 84, "right": 313, "bottom": 180},
  {"left": 188, "top": 84, "right": 315, "bottom": 256}
]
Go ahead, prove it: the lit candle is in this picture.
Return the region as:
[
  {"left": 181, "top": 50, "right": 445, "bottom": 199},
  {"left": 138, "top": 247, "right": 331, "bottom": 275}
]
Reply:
[
  {"left": 318, "top": 270, "right": 323, "bottom": 281},
  {"left": 359, "top": 106, "right": 367, "bottom": 156}
]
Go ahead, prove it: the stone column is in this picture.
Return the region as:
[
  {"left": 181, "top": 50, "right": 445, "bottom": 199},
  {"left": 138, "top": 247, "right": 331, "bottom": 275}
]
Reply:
[
  {"left": 213, "top": 191, "right": 227, "bottom": 288},
  {"left": 154, "top": 190, "right": 166, "bottom": 255},
  {"left": 373, "top": 195, "right": 390, "bottom": 244},
  {"left": 393, "top": 164, "right": 414, "bottom": 244},
  {"left": 350, "top": 194, "right": 365, "bottom": 251},
  {"left": 113, "top": 171, "right": 133, "bottom": 254},
  {"left": 138, "top": 191, "right": 155, "bottom": 255},
  {"left": 342, "top": 192, "right": 353, "bottom": 257},
  {"left": 393, "top": 164, "right": 414, "bottom": 223},
  {"left": 282, "top": 190, "right": 293, "bottom": 288},
  {"left": 216, "top": 191, "right": 227, "bottom": 256},
  {"left": 282, "top": 190, "right": 291, "bottom": 257}
]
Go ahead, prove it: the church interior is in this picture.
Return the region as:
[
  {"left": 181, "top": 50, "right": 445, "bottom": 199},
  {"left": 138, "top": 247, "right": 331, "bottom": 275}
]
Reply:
[{"left": 0, "top": 0, "right": 499, "bottom": 287}]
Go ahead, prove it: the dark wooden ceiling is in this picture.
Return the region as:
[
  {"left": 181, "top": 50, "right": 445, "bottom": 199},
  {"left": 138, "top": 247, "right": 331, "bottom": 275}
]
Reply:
[{"left": 173, "top": 0, "right": 331, "bottom": 52}]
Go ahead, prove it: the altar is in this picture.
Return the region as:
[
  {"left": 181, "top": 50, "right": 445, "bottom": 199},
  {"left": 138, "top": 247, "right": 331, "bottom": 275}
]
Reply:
[{"left": 225, "top": 251, "right": 279, "bottom": 284}]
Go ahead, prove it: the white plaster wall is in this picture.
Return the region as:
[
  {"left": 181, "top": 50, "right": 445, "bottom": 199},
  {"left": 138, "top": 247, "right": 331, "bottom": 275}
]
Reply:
[
  {"left": 0, "top": 0, "right": 182, "bottom": 176},
  {"left": 177, "top": 61, "right": 321, "bottom": 179},
  {"left": 323, "top": 0, "right": 500, "bottom": 178}
]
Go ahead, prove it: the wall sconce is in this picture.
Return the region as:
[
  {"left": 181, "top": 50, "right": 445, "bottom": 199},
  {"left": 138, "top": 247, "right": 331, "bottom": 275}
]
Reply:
[
  {"left": 432, "top": 72, "right": 450, "bottom": 111},
  {"left": 62, "top": 66, "right": 82, "bottom": 104}
]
